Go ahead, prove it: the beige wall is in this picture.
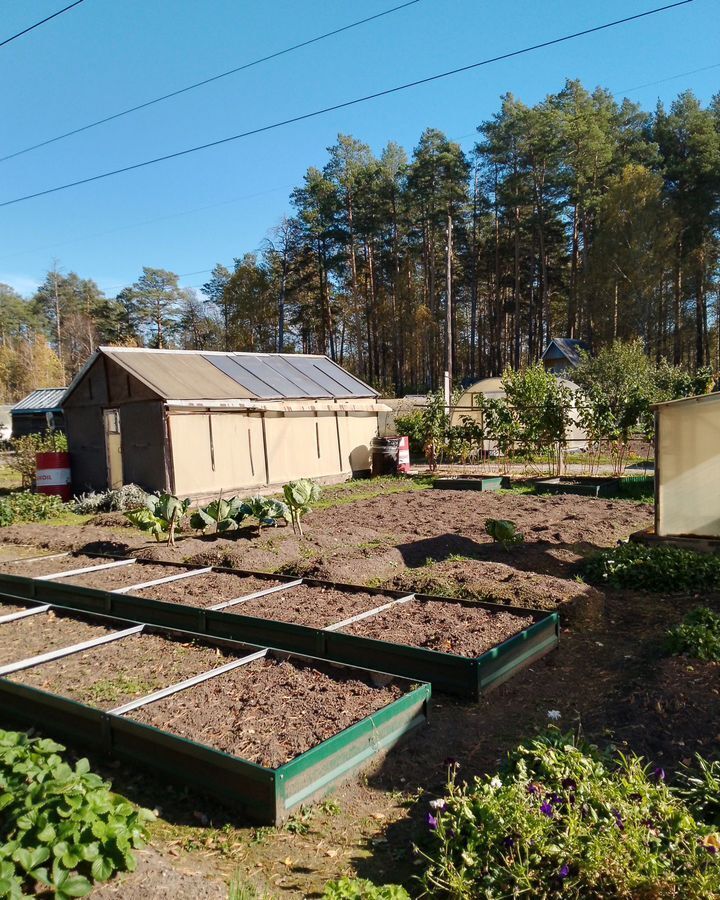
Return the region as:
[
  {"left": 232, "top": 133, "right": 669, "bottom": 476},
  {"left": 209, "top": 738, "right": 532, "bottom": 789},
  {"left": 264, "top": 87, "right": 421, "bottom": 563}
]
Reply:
[
  {"left": 657, "top": 399, "right": 720, "bottom": 537},
  {"left": 169, "top": 408, "right": 378, "bottom": 497}
]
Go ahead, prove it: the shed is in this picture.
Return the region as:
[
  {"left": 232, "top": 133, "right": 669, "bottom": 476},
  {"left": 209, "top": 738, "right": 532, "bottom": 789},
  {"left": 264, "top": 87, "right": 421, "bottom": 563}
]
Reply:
[
  {"left": 541, "top": 338, "right": 589, "bottom": 374},
  {"left": 654, "top": 392, "right": 720, "bottom": 539},
  {"left": 11, "top": 388, "right": 66, "bottom": 438},
  {"left": 62, "top": 348, "right": 388, "bottom": 499}
]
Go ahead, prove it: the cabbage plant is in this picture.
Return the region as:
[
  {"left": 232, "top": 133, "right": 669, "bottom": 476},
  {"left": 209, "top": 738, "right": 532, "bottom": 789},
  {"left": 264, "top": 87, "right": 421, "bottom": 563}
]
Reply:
[{"left": 283, "top": 479, "right": 321, "bottom": 537}]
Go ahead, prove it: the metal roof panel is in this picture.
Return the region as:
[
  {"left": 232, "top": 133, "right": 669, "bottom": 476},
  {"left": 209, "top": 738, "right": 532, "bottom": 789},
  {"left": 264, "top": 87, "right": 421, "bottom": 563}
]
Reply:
[{"left": 12, "top": 388, "right": 66, "bottom": 412}]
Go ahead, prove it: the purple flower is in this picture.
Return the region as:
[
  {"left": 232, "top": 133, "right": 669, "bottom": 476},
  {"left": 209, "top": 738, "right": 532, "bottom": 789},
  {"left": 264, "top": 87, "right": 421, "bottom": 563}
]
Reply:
[
  {"left": 527, "top": 782, "right": 541, "bottom": 795},
  {"left": 427, "top": 813, "right": 438, "bottom": 831},
  {"left": 503, "top": 836, "right": 515, "bottom": 848},
  {"left": 612, "top": 808, "right": 625, "bottom": 831},
  {"left": 559, "top": 864, "right": 570, "bottom": 879},
  {"left": 652, "top": 767, "right": 666, "bottom": 782},
  {"left": 706, "top": 844, "right": 718, "bottom": 856},
  {"left": 540, "top": 801, "right": 554, "bottom": 818},
  {"left": 561, "top": 778, "right": 577, "bottom": 792},
  {"left": 550, "top": 792, "right": 562, "bottom": 806}
]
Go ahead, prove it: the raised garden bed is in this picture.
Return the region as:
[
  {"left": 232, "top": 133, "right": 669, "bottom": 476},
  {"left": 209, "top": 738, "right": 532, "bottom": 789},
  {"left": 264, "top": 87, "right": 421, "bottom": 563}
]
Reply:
[
  {"left": 0, "top": 553, "right": 112, "bottom": 578},
  {"left": 433, "top": 475, "right": 505, "bottom": 492},
  {"left": 535, "top": 476, "right": 621, "bottom": 498},
  {"left": 0, "top": 609, "right": 116, "bottom": 666},
  {"left": 339, "top": 599, "right": 534, "bottom": 657},
  {"left": 235, "top": 584, "right": 401, "bottom": 628},
  {"left": 0, "top": 560, "right": 559, "bottom": 699},
  {"left": 0, "top": 607, "right": 430, "bottom": 824}
]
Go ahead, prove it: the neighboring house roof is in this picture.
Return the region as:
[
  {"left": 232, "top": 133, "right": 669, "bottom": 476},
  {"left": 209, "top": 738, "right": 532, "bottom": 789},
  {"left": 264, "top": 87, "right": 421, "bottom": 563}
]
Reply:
[
  {"left": 541, "top": 338, "right": 589, "bottom": 368},
  {"left": 12, "top": 388, "right": 66, "bottom": 413},
  {"left": 62, "top": 347, "right": 378, "bottom": 405}
]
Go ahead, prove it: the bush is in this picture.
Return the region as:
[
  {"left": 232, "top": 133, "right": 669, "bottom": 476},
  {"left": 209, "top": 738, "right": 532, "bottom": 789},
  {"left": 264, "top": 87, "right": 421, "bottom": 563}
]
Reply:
[
  {"left": 583, "top": 541, "right": 720, "bottom": 592},
  {"left": 420, "top": 729, "right": 720, "bottom": 899},
  {"left": 675, "top": 756, "right": 720, "bottom": 829},
  {"left": 0, "top": 729, "right": 154, "bottom": 898},
  {"left": 666, "top": 607, "right": 720, "bottom": 661},
  {"left": 323, "top": 877, "right": 409, "bottom": 899},
  {"left": 0, "top": 492, "right": 66, "bottom": 527},
  {"left": 393, "top": 411, "right": 425, "bottom": 456},
  {"left": 73, "top": 484, "right": 148, "bottom": 515},
  {"left": 7, "top": 432, "right": 68, "bottom": 489}
]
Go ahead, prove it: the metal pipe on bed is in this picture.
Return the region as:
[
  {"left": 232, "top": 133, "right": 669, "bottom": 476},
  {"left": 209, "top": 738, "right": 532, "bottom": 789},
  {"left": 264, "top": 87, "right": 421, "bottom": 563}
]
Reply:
[{"left": 0, "top": 625, "right": 145, "bottom": 676}]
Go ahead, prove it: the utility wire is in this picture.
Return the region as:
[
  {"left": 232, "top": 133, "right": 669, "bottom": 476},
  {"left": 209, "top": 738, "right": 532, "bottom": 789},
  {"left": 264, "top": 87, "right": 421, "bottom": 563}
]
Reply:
[
  {"left": 0, "top": 0, "right": 422, "bottom": 162},
  {"left": 0, "top": 0, "right": 696, "bottom": 209},
  {"left": 0, "top": 0, "right": 86, "bottom": 49}
]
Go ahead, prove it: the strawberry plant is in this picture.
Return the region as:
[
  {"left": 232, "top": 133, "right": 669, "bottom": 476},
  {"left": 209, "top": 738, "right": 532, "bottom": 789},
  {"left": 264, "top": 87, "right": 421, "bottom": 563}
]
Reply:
[
  {"left": 0, "top": 729, "right": 154, "bottom": 898},
  {"left": 283, "top": 479, "right": 321, "bottom": 537}
]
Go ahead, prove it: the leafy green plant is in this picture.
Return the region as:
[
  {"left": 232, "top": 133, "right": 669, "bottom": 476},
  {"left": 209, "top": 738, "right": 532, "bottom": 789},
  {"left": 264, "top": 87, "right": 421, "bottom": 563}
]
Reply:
[
  {"left": 675, "top": 755, "right": 720, "bottom": 828},
  {"left": 283, "top": 479, "right": 321, "bottom": 537},
  {"left": 0, "top": 491, "right": 66, "bottom": 527},
  {"left": 8, "top": 431, "right": 68, "bottom": 489},
  {"left": 239, "top": 495, "right": 289, "bottom": 531},
  {"left": 0, "top": 729, "right": 154, "bottom": 899},
  {"left": 420, "top": 729, "right": 720, "bottom": 899},
  {"left": 666, "top": 607, "right": 720, "bottom": 661},
  {"left": 125, "top": 492, "right": 190, "bottom": 546},
  {"left": 393, "top": 410, "right": 425, "bottom": 456},
  {"left": 485, "top": 518, "right": 524, "bottom": 548},
  {"left": 323, "top": 877, "right": 410, "bottom": 899},
  {"left": 190, "top": 495, "right": 247, "bottom": 534},
  {"left": 584, "top": 542, "right": 720, "bottom": 592}
]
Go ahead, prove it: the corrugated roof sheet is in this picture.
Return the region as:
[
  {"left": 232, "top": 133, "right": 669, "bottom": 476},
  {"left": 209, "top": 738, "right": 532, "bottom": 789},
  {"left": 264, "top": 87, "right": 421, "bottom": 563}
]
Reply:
[
  {"left": 64, "top": 349, "right": 377, "bottom": 403},
  {"left": 12, "top": 388, "right": 66, "bottom": 412}
]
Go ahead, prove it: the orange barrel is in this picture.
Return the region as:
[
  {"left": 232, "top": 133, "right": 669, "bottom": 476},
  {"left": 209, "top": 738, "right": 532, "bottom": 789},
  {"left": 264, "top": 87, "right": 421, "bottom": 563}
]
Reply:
[
  {"left": 397, "top": 436, "right": 411, "bottom": 473},
  {"left": 35, "top": 451, "right": 72, "bottom": 502}
]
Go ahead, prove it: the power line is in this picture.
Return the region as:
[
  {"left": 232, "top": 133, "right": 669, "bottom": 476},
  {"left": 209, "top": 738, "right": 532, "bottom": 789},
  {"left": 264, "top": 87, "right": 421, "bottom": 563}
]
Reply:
[
  {"left": 0, "top": 0, "right": 422, "bottom": 163},
  {"left": 0, "top": 0, "right": 695, "bottom": 210},
  {"left": 0, "top": 0, "right": 86, "bottom": 50}
]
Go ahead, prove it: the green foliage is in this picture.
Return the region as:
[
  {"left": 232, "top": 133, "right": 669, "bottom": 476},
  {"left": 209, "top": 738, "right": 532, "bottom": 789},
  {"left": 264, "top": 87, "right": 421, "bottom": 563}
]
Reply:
[
  {"left": 0, "top": 729, "right": 153, "bottom": 899},
  {"left": 485, "top": 518, "right": 524, "bottom": 548},
  {"left": 393, "top": 411, "right": 425, "bottom": 456},
  {"left": 72, "top": 484, "right": 148, "bottom": 515},
  {"left": 322, "top": 876, "right": 410, "bottom": 899},
  {"left": 189, "top": 495, "right": 247, "bottom": 534},
  {"left": 420, "top": 729, "right": 720, "bottom": 899},
  {"left": 418, "top": 391, "right": 449, "bottom": 471},
  {"left": 675, "top": 756, "right": 720, "bottom": 828},
  {"left": 0, "top": 491, "right": 66, "bottom": 527},
  {"left": 239, "top": 495, "right": 289, "bottom": 530},
  {"left": 283, "top": 478, "right": 321, "bottom": 536},
  {"left": 8, "top": 432, "right": 68, "bottom": 489},
  {"left": 666, "top": 607, "right": 720, "bottom": 662},
  {"left": 584, "top": 542, "right": 720, "bottom": 592},
  {"left": 125, "top": 492, "right": 190, "bottom": 545}
]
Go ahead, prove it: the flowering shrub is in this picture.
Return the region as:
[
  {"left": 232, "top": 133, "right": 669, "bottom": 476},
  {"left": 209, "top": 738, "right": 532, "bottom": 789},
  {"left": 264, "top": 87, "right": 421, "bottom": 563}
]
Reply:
[
  {"left": 420, "top": 730, "right": 720, "bottom": 898},
  {"left": 666, "top": 607, "right": 720, "bottom": 662},
  {"left": 583, "top": 541, "right": 720, "bottom": 592}
]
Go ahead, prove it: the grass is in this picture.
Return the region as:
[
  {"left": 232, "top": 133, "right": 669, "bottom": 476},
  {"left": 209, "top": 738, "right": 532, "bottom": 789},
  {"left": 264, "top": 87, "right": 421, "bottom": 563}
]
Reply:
[
  {"left": 313, "top": 475, "right": 433, "bottom": 510},
  {"left": 0, "top": 465, "right": 21, "bottom": 492},
  {"left": 86, "top": 676, "right": 156, "bottom": 704}
]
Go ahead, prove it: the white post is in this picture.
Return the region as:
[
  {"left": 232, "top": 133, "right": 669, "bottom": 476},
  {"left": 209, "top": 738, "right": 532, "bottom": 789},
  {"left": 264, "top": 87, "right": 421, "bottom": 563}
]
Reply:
[{"left": 444, "top": 369, "right": 451, "bottom": 414}]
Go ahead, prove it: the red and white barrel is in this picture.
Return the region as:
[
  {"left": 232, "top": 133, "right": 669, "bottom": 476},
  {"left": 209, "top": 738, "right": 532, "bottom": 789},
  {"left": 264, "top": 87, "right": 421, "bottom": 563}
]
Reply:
[
  {"left": 397, "top": 436, "right": 411, "bottom": 474},
  {"left": 35, "top": 451, "right": 72, "bottom": 502}
]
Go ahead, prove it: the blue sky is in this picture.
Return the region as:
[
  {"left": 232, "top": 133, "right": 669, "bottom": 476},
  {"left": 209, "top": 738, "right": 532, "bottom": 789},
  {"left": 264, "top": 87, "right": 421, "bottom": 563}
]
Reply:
[{"left": 0, "top": 0, "right": 718, "bottom": 299}]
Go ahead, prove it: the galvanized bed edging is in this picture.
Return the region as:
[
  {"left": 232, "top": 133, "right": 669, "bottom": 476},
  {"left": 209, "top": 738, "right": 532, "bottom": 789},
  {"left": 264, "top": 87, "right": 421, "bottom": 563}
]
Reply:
[
  {"left": 0, "top": 619, "right": 430, "bottom": 825},
  {"left": 0, "top": 561, "right": 559, "bottom": 699}
]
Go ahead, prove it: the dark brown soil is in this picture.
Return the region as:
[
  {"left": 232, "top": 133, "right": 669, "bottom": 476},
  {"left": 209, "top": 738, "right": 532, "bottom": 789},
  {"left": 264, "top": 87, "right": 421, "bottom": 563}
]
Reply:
[
  {"left": 130, "top": 656, "right": 406, "bottom": 768},
  {"left": 0, "top": 553, "right": 110, "bottom": 578},
  {"left": 0, "top": 600, "right": 38, "bottom": 617},
  {"left": 0, "top": 610, "right": 115, "bottom": 666},
  {"left": 10, "top": 631, "right": 245, "bottom": 708},
  {"left": 235, "top": 584, "right": 397, "bottom": 628},
  {"left": 341, "top": 598, "right": 534, "bottom": 657},
  {"left": 136, "top": 572, "right": 282, "bottom": 606},
  {"left": 64, "top": 561, "right": 190, "bottom": 591}
]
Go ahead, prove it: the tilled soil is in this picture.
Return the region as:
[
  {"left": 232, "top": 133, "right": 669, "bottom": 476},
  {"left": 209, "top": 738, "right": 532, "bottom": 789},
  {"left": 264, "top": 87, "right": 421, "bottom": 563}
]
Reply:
[
  {"left": 135, "top": 572, "right": 282, "bottom": 606},
  {"left": 341, "top": 599, "right": 535, "bottom": 657},
  {"left": 235, "top": 585, "right": 397, "bottom": 628},
  {"left": 64, "top": 561, "right": 190, "bottom": 591},
  {"left": 0, "top": 553, "right": 108, "bottom": 578},
  {"left": 0, "top": 600, "right": 38, "bottom": 617},
  {"left": 130, "top": 656, "right": 406, "bottom": 768},
  {"left": 10, "top": 631, "right": 245, "bottom": 708},
  {"left": 0, "top": 610, "right": 116, "bottom": 666}
]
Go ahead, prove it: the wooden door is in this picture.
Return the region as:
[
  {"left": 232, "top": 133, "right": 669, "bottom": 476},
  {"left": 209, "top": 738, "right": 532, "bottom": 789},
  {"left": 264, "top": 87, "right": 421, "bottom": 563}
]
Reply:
[{"left": 104, "top": 408, "right": 123, "bottom": 489}]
